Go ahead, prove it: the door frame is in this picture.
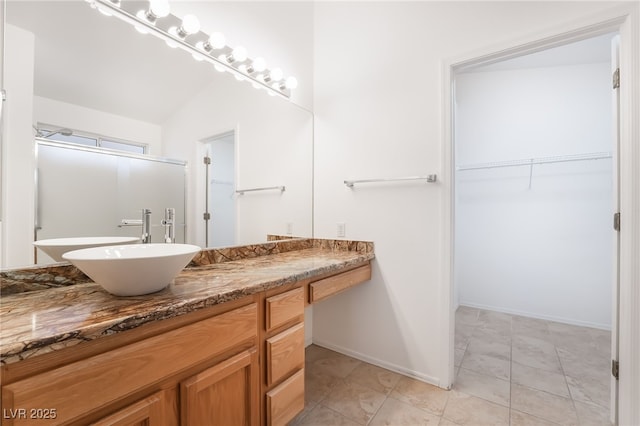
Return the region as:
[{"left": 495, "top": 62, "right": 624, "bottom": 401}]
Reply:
[{"left": 440, "top": 3, "right": 640, "bottom": 425}]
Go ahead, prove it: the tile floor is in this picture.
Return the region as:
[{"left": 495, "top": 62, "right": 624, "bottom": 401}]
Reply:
[{"left": 292, "top": 307, "right": 612, "bottom": 425}]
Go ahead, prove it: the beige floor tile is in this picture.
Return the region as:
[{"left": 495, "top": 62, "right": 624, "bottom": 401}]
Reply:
[
  {"left": 557, "top": 348, "right": 610, "bottom": 383},
  {"left": 511, "top": 362, "right": 570, "bottom": 398},
  {"left": 512, "top": 344, "right": 562, "bottom": 374},
  {"left": 346, "top": 362, "right": 401, "bottom": 395},
  {"left": 290, "top": 400, "right": 319, "bottom": 426},
  {"left": 472, "top": 326, "right": 512, "bottom": 346},
  {"left": 512, "top": 317, "right": 553, "bottom": 343},
  {"left": 465, "top": 337, "right": 511, "bottom": 361},
  {"left": 454, "top": 348, "right": 465, "bottom": 367},
  {"left": 390, "top": 376, "right": 450, "bottom": 416},
  {"left": 460, "top": 351, "right": 511, "bottom": 381},
  {"left": 438, "top": 418, "right": 461, "bottom": 426},
  {"left": 478, "top": 310, "right": 513, "bottom": 327},
  {"left": 294, "top": 404, "right": 361, "bottom": 426},
  {"left": 565, "top": 375, "right": 610, "bottom": 408},
  {"left": 456, "top": 306, "right": 480, "bottom": 326},
  {"left": 305, "top": 365, "right": 342, "bottom": 404},
  {"left": 510, "top": 409, "right": 561, "bottom": 426},
  {"left": 305, "top": 344, "right": 339, "bottom": 364},
  {"left": 511, "top": 384, "right": 578, "bottom": 425},
  {"left": 307, "top": 351, "right": 362, "bottom": 379},
  {"left": 442, "top": 390, "right": 509, "bottom": 426},
  {"left": 573, "top": 400, "right": 612, "bottom": 426},
  {"left": 369, "top": 397, "right": 441, "bottom": 426},
  {"left": 454, "top": 368, "right": 510, "bottom": 407},
  {"left": 455, "top": 326, "right": 475, "bottom": 350},
  {"left": 321, "top": 379, "right": 386, "bottom": 424}
]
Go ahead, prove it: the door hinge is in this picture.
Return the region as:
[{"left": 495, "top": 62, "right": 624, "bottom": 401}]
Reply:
[
  {"left": 203, "top": 156, "right": 211, "bottom": 165},
  {"left": 614, "top": 212, "right": 621, "bottom": 231},
  {"left": 203, "top": 212, "right": 211, "bottom": 221},
  {"left": 613, "top": 68, "right": 620, "bottom": 89},
  {"left": 612, "top": 359, "right": 619, "bottom": 380}
]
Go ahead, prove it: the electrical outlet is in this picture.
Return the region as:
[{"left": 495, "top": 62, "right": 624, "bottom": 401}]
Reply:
[
  {"left": 286, "top": 222, "right": 293, "bottom": 235},
  {"left": 337, "top": 222, "right": 346, "bottom": 238}
]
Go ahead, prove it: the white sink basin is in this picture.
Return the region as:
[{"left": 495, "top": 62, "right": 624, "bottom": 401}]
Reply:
[
  {"left": 62, "top": 243, "right": 201, "bottom": 296},
  {"left": 34, "top": 236, "right": 140, "bottom": 262}
]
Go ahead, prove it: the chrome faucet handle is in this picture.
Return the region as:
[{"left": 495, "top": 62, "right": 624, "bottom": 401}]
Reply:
[{"left": 141, "top": 209, "right": 152, "bottom": 244}]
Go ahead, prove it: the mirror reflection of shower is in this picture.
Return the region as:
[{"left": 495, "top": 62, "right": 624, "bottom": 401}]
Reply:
[{"left": 203, "top": 131, "right": 237, "bottom": 248}]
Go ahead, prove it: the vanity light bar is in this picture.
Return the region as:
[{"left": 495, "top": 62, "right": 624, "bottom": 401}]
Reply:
[{"left": 87, "top": 0, "right": 296, "bottom": 99}]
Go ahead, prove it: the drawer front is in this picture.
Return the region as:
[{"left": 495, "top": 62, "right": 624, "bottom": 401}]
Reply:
[
  {"left": 266, "top": 323, "right": 305, "bottom": 386},
  {"left": 265, "top": 287, "right": 304, "bottom": 332},
  {"left": 309, "top": 264, "right": 371, "bottom": 303},
  {"left": 1, "top": 303, "right": 258, "bottom": 426},
  {"left": 266, "top": 369, "right": 304, "bottom": 426},
  {"left": 91, "top": 390, "right": 166, "bottom": 426}
]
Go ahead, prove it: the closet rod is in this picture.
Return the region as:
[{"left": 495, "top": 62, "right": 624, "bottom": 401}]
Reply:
[{"left": 456, "top": 152, "right": 612, "bottom": 171}]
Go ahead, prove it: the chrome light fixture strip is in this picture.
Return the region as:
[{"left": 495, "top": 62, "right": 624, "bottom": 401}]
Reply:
[{"left": 89, "top": 0, "right": 292, "bottom": 99}]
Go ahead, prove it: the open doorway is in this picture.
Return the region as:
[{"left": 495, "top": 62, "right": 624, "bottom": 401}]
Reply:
[
  {"left": 452, "top": 32, "right": 619, "bottom": 424},
  {"left": 201, "top": 131, "right": 236, "bottom": 248}
]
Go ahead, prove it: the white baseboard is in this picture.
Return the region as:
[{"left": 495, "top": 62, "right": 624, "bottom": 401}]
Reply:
[
  {"left": 458, "top": 301, "right": 612, "bottom": 331},
  {"left": 311, "top": 338, "right": 443, "bottom": 388}
]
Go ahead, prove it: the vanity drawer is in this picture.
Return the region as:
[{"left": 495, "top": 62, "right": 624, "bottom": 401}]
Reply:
[
  {"left": 1, "top": 303, "right": 257, "bottom": 425},
  {"left": 265, "top": 287, "right": 304, "bottom": 332},
  {"left": 266, "top": 323, "right": 305, "bottom": 386},
  {"left": 309, "top": 264, "right": 371, "bottom": 303},
  {"left": 266, "top": 368, "right": 304, "bottom": 426}
]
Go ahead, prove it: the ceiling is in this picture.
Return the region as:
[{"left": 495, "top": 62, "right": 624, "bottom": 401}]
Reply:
[{"left": 6, "top": 0, "right": 231, "bottom": 125}]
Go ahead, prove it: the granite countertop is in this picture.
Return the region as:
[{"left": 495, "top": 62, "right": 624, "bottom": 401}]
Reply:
[{"left": 0, "top": 238, "right": 374, "bottom": 365}]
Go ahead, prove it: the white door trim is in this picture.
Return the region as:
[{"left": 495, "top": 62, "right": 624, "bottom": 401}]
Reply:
[{"left": 440, "top": 3, "right": 640, "bottom": 424}]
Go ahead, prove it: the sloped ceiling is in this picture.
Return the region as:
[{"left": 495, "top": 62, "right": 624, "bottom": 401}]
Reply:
[{"left": 6, "top": 0, "right": 232, "bottom": 125}]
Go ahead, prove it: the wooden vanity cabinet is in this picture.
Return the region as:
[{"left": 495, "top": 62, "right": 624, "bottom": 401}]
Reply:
[
  {"left": 1, "top": 299, "right": 259, "bottom": 426},
  {"left": 262, "top": 286, "right": 305, "bottom": 426}
]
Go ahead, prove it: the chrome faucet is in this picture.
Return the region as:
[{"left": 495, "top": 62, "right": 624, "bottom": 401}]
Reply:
[
  {"left": 141, "top": 208, "right": 152, "bottom": 243},
  {"left": 161, "top": 208, "right": 175, "bottom": 243}
]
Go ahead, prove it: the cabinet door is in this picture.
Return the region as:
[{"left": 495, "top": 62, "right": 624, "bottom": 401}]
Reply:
[
  {"left": 91, "top": 390, "right": 166, "bottom": 426},
  {"left": 181, "top": 349, "right": 259, "bottom": 426}
]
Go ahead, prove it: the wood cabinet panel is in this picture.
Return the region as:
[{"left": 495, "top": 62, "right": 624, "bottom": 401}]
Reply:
[
  {"left": 181, "top": 349, "right": 259, "bottom": 426},
  {"left": 265, "top": 287, "right": 304, "bottom": 332},
  {"left": 91, "top": 390, "right": 166, "bottom": 426},
  {"left": 266, "top": 323, "right": 304, "bottom": 386},
  {"left": 265, "top": 369, "right": 305, "bottom": 426},
  {"left": 1, "top": 303, "right": 257, "bottom": 425},
  {"left": 309, "top": 264, "right": 371, "bottom": 303}
]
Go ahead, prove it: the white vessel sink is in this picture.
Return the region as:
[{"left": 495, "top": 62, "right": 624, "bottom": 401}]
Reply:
[
  {"left": 62, "top": 243, "right": 201, "bottom": 296},
  {"left": 33, "top": 236, "right": 140, "bottom": 262}
]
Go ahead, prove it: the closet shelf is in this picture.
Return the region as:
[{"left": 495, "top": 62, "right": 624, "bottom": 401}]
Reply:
[{"left": 456, "top": 152, "right": 612, "bottom": 171}]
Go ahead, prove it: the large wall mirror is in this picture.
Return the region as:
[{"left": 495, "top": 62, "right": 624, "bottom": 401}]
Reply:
[{"left": 3, "top": 0, "right": 313, "bottom": 267}]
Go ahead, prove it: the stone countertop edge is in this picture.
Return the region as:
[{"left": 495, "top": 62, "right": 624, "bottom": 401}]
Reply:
[{"left": 0, "top": 238, "right": 374, "bottom": 365}]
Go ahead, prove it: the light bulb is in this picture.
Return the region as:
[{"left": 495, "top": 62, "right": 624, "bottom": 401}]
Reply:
[
  {"left": 285, "top": 76, "right": 298, "bottom": 89},
  {"left": 235, "top": 73, "right": 245, "bottom": 81},
  {"left": 238, "top": 64, "right": 249, "bottom": 74},
  {"left": 269, "top": 68, "right": 283, "bottom": 81},
  {"left": 165, "top": 35, "right": 178, "bottom": 48},
  {"left": 192, "top": 52, "right": 205, "bottom": 62},
  {"left": 252, "top": 82, "right": 262, "bottom": 89},
  {"left": 180, "top": 14, "right": 200, "bottom": 35},
  {"left": 215, "top": 55, "right": 227, "bottom": 72},
  {"left": 135, "top": 24, "right": 149, "bottom": 34},
  {"left": 252, "top": 57, "right": 266, "bottom": 73},
  {"left": 232, "top": 46, "right": 248, "bottom": 62},
  {"left": 149, "top": 0, "right": 170, "bottom": 18},
  {"left": 97, "top": 5, "right": 113, "bottom": 16},
  {"left": 209, "top": 32, "right": 226, "bottom": 50}
]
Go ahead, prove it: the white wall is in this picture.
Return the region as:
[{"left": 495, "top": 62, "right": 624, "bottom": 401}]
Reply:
[
  {"left": 34, "top": 97, "right": 162, "bottom": 155},
  {"left": 455, "top": 63, "right": 613, "bottom": 329},
  {"left": 311, "top": 1, "right": 624, "bottom": 386},
  {"left": 2, "top": 24, "right": 34, "bottom": 268},
  {"left": 162, "top": 76, "right": 313, "bottom": 248}
]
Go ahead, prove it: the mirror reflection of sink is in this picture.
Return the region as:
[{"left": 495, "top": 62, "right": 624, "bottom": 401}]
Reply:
[
  {"left": 62, "top": 244, "right": 201, "bottom": 296},
  {"left": 33, "top": 237, "right": 140, "bottom": 262}
]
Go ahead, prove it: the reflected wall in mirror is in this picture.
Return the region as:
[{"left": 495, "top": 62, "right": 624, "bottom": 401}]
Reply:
[{"left": 1, "top": 0, "right": 313, "bottom": 267}]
